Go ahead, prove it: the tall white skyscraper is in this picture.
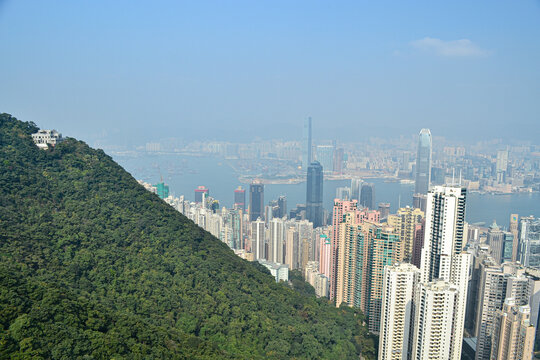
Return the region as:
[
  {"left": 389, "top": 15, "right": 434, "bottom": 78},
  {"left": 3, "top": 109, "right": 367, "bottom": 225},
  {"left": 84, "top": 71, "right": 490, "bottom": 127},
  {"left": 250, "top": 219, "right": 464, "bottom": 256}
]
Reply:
[
  {"left": 411, "top": 280, "right": 458, "bottom": 360},
  {"left": 251, "top": 219, "right": 266, "bottom": 260},
  {"left": 379, "top": 263, "right": 420, "bottom": 360},
  {"left": 417, "top": 185, "right": 471, "bottom": 360},
  {"left": 269, "top": 218, "right": 285, "bottom": 263}
]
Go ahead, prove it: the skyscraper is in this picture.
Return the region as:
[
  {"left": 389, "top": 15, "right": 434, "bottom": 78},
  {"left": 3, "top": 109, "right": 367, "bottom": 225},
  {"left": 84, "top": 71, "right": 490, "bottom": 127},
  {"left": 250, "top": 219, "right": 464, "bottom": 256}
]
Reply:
[
  {"left": 249, "top": 182, "right": 264, "bottom": 221},
  {"left": 387, "top": 207, "right": 424, "bottom": 262},
  {"left": 277, "top": 195, "right": 287, "bottom": 219},
  {"left": 350, "top": 178, "right": 362, "bottom": 201},
  {"left": 379, "top": 263, "right": 420, "bottom": 360},
  {"left": 510, "top": 213, "right": 519, "bottom": 262},
  {"left": 234, "top": 186, "right": 245, "bottom": 211},
  {"left": 414, "top": 129, "right": 432, "bottom": 195},
  {"left": 302, "top": 117, "right": 312, "bottom": 170},
  {"left": 316, "top": 145, "right": 335, "bottom": 174},
  {"left": 411, "top": 280, "right": 459, "bottom": 360},
  {"left": 194, "top": 185, "right": 209, "bottom": 203},
  {"left": 306, "top": 161, "right": 323, "bottom": 228},
  {"left": 251, "top": 219, "right": 266, "bottom": 260},
  {"left": 520, "top": 216, "right": 540, "bottom": 269},
  {"left": 491, "top": 299, "right": 535, "bottom": 360},
  {"left": 360, "top": 183, "right": 375, "bottom": 209},
  {"left": 419, "top": 185, "right": 470, "bottom": 360},
  {"left": 366, "top": 224, "right": 403, "bottom": 333}
]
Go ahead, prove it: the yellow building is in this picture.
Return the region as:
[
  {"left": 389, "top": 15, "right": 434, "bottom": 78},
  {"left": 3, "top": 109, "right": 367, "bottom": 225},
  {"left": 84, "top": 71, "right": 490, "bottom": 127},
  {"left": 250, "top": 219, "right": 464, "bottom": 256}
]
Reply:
[{"left": 387, "top": 207, "right": 424, "bottom": 262}]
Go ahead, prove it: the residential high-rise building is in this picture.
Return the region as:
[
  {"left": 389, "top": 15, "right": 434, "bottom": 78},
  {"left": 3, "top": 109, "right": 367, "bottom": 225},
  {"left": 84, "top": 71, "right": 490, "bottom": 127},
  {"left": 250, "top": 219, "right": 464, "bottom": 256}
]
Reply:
[
  {"left": 474, "top": 258, "right": 510, "bottom": 360},
  {"left": 234, "top": 186, "right": 245, "bottom": 211},
  {"left": 366, "top": 223, "right": 403, "bottom": 333},
  {"left": 414, "top": 129, "right": 432, "bottom": 195},
  {"left": 379, "top": 263, "right": 420, "bottom": 360},
  {"left": 335, "top": 212, "right": 367, "bottom": 309},
  {"left": 411, "top": 280, "right": 458, "bottom": 360},
  {"left": 249, "top": 182, "right": 264, "bottom": 221},
  {"left": 319, "top": 234, "right": 332, "bottom": 278},
  {"left": 268, "top": 218, "right": 285, "bottom": 263},
  {"left": 360, "top": 183, "right": 375, "bottom": 209},
  {"left": 330, "top": 199, "right": 358, "bottom": 300},
  {"left": 251, "top": 219, "right": 266, "bottom": 260},
  {"left": 387, "top": 207, "right": 424, "bottom": 262},
  {"left": 411, "top": 220, "right": 425, "bottom": 268},
  {"left": 491, "top": 299, "right": 535, "bottom": 360},
  {"left": 306, "top": 161, "right": 323, "bottom": 228},
  {"left": 302, "top": 117, "right": 312, "bottom": 170},
  {"left": 285, "top": 227, "right": 300, "bottom": 270},
  {"left": 419, "top": 185, "right": 470, "bottom": 360},
  {"left": 316, "top": 145, "right": 335, "bottom": 174},
  {"left": 520, "top": 216, "right": 540, "bottom": 270}
]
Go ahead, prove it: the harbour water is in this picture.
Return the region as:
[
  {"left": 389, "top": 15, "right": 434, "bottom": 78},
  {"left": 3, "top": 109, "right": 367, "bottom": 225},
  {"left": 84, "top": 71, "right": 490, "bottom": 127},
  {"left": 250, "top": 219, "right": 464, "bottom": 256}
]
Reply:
[{"left": 113, "top": 153, "right": 539, "bottom": 228}]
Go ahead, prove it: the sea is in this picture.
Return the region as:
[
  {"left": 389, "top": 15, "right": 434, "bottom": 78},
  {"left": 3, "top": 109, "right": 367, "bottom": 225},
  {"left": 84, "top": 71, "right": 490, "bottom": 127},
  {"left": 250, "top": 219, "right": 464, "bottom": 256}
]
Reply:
[{"left": 112, "top": 153, "right": 540, "bottom": 228}]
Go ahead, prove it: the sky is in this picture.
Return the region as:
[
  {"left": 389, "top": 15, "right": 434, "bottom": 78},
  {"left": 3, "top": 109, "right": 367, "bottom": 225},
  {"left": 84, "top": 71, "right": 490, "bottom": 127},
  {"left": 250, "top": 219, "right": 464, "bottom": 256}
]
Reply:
[{"left": 0, "top": 0, "right": 539, "bottom": 147}]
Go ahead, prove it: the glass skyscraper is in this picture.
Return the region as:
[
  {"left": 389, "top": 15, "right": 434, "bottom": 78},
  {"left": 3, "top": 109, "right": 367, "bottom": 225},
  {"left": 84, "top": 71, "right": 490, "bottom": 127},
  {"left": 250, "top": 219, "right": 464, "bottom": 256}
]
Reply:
[
  {"left": 414, "top": 128, "right": 432, "bottom": 195},
  {"left": 302, "top": 117, "right": 312, "bottom": 171},
  {"left": 249, "top": 183, "right": 264, "bottom": 221},
  {"left": 306, "top": 161, "right": 323, "bottom": 228}
]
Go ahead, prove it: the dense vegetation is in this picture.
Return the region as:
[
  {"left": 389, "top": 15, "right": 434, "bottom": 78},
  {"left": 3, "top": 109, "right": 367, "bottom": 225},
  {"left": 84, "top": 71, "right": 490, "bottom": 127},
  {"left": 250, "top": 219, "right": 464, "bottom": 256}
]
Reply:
[{"left": 0, "top": 113, "right": 376, "bottom": 359}]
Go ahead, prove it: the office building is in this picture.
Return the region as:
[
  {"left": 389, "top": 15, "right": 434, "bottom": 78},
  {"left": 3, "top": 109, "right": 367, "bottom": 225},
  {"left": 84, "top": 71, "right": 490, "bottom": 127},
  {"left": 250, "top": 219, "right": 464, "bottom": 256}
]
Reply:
[
  {"left": 194, "top": 185, "right": 209, "bottom": 203},
  {"left": 412, "top": 193, "right": 427, "bottom": 213},
  {"left": 378, "top": 263, "right": 420, "bottom": 360},
  {"left": 487, "top": 221, "right": 514, "bottom": 265},
  {"left": 249, "top": 182, "right": 264, "bottom": 221},
  {"left": 520, "top": 216, "right": 540, "bottom": 270},
  {"left": 306, "top": 161, "right": 323, "bottom": 228},
  {"left": 336, "top": 186, "right": 351, "bottom": 200},
  {"left": 360, "top": 183, "right": 375, "bottom": 209},
  {"left": 234, "top": 186, "right": 245, "bottom": 211},
  {"left": 414, "top": 128, "right": 432, "bottom": 195},
  {"left": 510, "top": 214, "right": 519, "bottom": 261},
  {"left": 154, "top": 182, "right": 169, "bottom": 199},
  {"left": 316, "top": 145, "right": 335, "bottom": 174},
  {"left": 302, "top": 117, "right": 312, "bottom": 170},
  {"left": 277, "top": 195, "right": 287, "bottom": 219},
  {"left": 333, "top": 147, "right": 344, "bottom": 174},
  {"left": 285, "top": 227, "right": 300, "bottom": 270},
  {"left": 351, "top": 178, "right": 362, "bottom": 201},
  {"left": 378, "top": 203, "right": 390, "bottom": 220}
]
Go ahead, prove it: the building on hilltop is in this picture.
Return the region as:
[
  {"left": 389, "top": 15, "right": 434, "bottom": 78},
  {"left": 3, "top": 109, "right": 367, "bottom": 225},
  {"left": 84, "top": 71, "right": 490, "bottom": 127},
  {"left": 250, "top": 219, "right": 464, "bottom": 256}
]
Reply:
[{"left": 32, "top": 129, "right": 64, "bottom": 149}]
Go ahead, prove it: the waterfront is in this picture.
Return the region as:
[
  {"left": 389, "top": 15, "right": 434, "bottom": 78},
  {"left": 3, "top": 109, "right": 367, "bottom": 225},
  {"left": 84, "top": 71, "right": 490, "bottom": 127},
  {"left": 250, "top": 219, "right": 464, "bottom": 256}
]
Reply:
[{"left": 113, "top": 153, "right": 540, "bottom": 227}]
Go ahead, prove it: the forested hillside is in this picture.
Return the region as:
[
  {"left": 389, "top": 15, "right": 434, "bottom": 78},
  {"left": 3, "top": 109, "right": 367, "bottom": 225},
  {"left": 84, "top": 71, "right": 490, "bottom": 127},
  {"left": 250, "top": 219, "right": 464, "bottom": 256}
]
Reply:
[{"left": 0, "top": 113, "right": 376, "bottom": 359}]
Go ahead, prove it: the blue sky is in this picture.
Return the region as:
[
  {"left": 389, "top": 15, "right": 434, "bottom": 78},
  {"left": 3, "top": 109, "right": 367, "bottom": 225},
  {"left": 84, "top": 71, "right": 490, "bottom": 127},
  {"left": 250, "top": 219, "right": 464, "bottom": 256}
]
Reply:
[{"left": 0, "top": 0, "right": 539, "bottom": 146}]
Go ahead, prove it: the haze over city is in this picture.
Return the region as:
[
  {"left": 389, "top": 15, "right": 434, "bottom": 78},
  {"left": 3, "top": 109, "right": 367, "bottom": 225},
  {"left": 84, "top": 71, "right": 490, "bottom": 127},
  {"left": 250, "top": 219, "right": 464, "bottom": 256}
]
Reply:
[
  {"left": 1, "top": 0, "right": 539, "bottom": 146},
  {"left": 2, "top": 1, "right": 540, "bottom": 360}
]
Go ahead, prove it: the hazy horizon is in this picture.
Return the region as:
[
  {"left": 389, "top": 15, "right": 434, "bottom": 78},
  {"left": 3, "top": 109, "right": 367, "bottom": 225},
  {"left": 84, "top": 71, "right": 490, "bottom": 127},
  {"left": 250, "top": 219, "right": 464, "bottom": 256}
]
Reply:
[{"left": 1, "top": 1, "right": 539, "bottom": 146}]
